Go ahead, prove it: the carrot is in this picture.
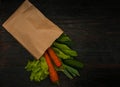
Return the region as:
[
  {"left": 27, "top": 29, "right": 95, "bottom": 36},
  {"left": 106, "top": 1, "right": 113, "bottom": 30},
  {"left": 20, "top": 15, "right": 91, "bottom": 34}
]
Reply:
[
  {"left": 47, "top": 47, "right": 62, "bottom": 67},
  {"left": 44, "top": 52, "right": 59, "bottom": 84}
]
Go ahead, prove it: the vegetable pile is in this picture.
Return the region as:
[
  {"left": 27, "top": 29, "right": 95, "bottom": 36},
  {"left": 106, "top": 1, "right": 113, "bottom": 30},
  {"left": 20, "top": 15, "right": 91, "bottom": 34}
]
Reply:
[{"left": 25, "top": 33, "right": 84, "bottom": 84}]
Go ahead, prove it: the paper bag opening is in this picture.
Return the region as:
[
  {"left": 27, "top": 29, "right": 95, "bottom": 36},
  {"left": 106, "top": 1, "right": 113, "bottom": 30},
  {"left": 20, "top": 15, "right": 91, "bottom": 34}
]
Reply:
[{"left": 2, "top": 0, "right": 63, "bottom": 59}]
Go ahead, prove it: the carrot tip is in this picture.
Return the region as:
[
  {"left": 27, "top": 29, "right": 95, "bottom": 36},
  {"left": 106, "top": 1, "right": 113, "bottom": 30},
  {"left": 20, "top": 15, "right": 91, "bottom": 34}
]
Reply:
[{"left": 56, "top": 81, "right": 60, "bottom": 86}]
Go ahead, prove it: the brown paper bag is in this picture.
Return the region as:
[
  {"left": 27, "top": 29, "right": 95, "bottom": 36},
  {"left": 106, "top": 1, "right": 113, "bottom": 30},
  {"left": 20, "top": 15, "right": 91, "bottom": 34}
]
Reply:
[{"left": 2, "top": 0, "right": 63, "bottom": 59}]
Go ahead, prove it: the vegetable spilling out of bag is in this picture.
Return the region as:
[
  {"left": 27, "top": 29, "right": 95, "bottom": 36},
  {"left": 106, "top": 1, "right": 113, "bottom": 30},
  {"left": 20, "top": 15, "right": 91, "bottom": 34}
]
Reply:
[
  {"left": 2, "top": 0, "right": 84, "bottom": 85},
  {"left": 25, "top": 33, "right": 84, "bottom": 84}
]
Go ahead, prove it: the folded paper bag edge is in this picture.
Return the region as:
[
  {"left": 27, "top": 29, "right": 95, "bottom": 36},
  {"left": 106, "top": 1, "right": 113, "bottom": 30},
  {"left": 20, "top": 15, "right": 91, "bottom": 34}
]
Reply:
[
  {"left": 2, "top": 0, "right": 64, "bottom": 59},
  {"left": 2, "top": 0, "right": 32, "bottom": 27}
]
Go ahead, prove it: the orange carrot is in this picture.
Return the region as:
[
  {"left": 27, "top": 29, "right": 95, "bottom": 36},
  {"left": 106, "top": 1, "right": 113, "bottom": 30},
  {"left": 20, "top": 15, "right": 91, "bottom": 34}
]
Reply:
[
  {"left": 44, "top": 52, "right": 59, "bottom": 84},
  {"left": 47, "top": 47, "right": 62, "bottom": 67}
]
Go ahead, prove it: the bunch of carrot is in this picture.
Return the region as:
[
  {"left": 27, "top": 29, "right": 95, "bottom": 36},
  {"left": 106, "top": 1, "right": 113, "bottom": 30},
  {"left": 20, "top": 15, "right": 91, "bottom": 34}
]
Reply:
[{"left": 44, "top": 47, "right": 62, "bottom": 84}]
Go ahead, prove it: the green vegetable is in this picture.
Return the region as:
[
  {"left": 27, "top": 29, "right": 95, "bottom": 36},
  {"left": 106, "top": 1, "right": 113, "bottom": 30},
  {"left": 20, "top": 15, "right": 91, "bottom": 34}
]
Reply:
[
  {"left": 56, "top": 34, "right": 73, "bottom": 46},
  {"left": 52, "top": 47, "right": 73, "bottom": 59},
  {"left": 63, "top": 64, "right": 80, "bottom": 77},
  {"left": 55, "top": 63, "right": 80, "bottom": 79},
  {"left": 62, "top": 69, "right": 73, "bottom": 79},
  {"left": 55, "top": 65, "right": 74, "bottom": 79},
  {"left": 63, "top": 59, "right": 84, "bottom": 69},
  {"left": 56, "top": 34, "right": 71, "bottom": 42},
  {"left": 25, "top": 56, "right": 49, "bottom": 82},
  {"left": 53, "top": 42, "right": 78, "bottom": 57}
]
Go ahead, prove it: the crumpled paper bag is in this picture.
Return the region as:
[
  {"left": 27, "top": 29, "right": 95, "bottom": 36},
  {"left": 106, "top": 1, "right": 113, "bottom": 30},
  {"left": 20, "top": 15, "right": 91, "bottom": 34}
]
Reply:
[{"left": 2, "top": 0, "right": 63, "bottom": 59}]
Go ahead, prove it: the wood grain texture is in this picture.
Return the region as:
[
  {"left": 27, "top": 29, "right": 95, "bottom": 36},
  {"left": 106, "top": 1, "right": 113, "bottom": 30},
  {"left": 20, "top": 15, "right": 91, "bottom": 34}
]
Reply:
[{"left": 0, "top": 0, "right": 120, "bottom": 87}]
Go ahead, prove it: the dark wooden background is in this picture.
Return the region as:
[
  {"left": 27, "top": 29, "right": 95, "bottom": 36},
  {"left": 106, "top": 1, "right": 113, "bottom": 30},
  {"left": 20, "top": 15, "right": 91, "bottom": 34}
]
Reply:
[{"left": 0, "top": 0, "right": 120, "bottom": 87}]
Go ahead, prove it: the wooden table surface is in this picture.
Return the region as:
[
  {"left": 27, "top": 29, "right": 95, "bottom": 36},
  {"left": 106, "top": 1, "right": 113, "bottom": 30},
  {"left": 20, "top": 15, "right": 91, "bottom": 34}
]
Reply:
[{"left": 0, "top": 0, "right": 120, "bottom": 87}]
